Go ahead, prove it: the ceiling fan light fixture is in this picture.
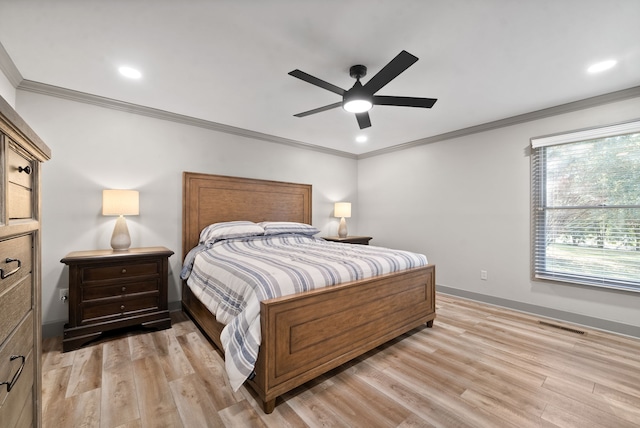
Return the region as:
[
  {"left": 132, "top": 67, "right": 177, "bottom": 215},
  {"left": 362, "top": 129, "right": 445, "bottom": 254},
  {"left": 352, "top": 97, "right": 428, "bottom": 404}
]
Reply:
[
  {"left": 343, "top": 98, "right": 373, "bottom": 113},
  {"left": 343, "top": 80, "right": 373, "bottom": 113}
]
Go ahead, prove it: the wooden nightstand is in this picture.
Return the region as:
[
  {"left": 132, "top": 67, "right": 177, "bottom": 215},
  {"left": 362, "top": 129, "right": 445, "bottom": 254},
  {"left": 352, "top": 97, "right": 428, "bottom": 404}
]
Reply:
[
  {"left": 323, "top": 236, "right": 373, "bottom": 245},
  {"left": 60, "top": 246, "right": 174, "bottom": 352}
]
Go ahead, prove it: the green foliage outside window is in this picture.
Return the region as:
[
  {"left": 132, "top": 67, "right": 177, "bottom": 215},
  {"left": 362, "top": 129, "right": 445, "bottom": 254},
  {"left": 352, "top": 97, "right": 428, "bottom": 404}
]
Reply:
[{"left": 532, "top": 125, "right": 640, "bottom": 290}]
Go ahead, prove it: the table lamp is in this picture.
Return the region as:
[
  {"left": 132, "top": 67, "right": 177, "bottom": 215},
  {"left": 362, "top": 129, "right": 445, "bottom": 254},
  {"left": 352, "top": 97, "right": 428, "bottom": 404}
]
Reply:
[
  {"left": 334, "top": 202, "right": 351, "bottom": 238},
  {"left": 102, "top": 189, "right": 139, "bottom": 251}
]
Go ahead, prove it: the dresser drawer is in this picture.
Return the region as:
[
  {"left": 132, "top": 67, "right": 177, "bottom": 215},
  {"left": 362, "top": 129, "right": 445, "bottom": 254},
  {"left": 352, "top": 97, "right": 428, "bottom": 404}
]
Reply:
[
  {"left": 6, "top": 185, "right": 31, "bottom": 220},
  {"left": 0, "top": 350, "right": 33, "bottom": 428},
  {"left": 0, "top": 276, "right": 32, "bottom": 346},
  {"left": 0, "top": 312, "right": 33, "bottom": 408},
  {"left": 0, "top": 235, "right": 33, "bottom": 292},
  {"left": 0, "top": 234, "right": 33, "bottom": 344},
  {"left": 80, "top": 294, "right": 160, "bottom": 324},
  {"left": 7, "top": 145, "right": 34, "bottom": 190},
  {"left": 81, "top": 261, "right": 160, "bottom": 283},
  {"left": 82, "top": 279, "right": 159, "bottom": 301},
  {"left": 7, "top": 145, "right": 34, "bottom": 221}
]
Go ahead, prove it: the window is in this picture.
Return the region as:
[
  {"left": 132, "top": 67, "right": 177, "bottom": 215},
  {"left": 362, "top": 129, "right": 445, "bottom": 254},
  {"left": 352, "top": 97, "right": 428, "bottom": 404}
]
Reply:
[{"left": 531, "top": 120, "right": 640, "bottom": 292}]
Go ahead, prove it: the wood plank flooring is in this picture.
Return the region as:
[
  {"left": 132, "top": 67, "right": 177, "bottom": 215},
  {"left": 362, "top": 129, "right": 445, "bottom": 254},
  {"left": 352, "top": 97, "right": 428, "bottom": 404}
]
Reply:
[{"left": 42, "top": 294, "right": 640, "bottom": 427}]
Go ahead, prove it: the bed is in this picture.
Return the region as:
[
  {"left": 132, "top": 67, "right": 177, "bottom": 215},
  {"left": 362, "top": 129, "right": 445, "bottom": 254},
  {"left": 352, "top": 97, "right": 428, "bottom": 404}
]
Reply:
[{"left": 181, "top": 172, "right": 436, "bottom": 413}]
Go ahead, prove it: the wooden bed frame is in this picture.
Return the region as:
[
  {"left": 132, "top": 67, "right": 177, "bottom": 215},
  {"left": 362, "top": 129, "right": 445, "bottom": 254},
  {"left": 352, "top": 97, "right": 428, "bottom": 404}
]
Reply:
[{"left": 181, "top": 172, "right": 436, "bottom": 413}]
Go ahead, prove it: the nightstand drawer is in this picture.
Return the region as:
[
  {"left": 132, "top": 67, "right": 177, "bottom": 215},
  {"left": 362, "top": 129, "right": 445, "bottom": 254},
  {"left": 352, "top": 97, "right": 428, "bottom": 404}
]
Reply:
[
  {"left": 81, "top": 261, "right": 160, "bottom": 283},
  {"left": 82, "top": 279, "right": 159, "bottom": 301},
  {"left": 80, "top": 294, "right": 160, "bottom": 324}
]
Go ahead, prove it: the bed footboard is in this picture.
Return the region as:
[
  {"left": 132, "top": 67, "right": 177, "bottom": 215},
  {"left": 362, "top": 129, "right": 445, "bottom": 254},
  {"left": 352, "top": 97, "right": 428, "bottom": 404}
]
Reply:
[{"left": 249, "top": 264, "right": 436, "bottom": 412}]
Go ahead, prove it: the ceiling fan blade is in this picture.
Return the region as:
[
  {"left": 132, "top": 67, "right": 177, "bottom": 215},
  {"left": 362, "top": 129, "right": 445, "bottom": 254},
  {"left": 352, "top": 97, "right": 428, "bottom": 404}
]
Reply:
[
  {"left": 356, "top": 112, "right": 371, "bottom": 129},
  {"left": 363, "top": 50, "right": 418, "bottom": 95},
  {"left": 294, "top": 102, "right": 342, "bottom": 117},
  {"left": 289, "top": 70, "right": 345, "bottom": 96},
  {"left": 373, "top": 95, "right": 437, "bottom": 108}
]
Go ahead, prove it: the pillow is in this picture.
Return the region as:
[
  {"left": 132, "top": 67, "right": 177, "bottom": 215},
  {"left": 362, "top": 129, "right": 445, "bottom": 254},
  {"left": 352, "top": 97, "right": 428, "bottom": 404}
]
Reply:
[
  {"left": 199, "top": 221, "right": 264, "bottom": 244},
  {"left": 258, "top": 221, "right": 320, "bottom": 236}
]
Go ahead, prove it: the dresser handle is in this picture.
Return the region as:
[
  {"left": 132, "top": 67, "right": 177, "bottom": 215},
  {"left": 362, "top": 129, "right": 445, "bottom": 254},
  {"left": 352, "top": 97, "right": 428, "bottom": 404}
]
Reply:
[
  {"left": 18, "top": 165, "right": 32, "bottom": 174},
  {"left": 121, "top": 268, "right": 127, "bottom": 274},
  {"left": 1, "top": 355, "right": 25, "bottom": 392},
  {"left": 0, "top": 258, "right": 21, "bottom": 279},
  {"left": 122, "top": 286, "right": 127, "bottom": 292},
  {"left": 120, "top": 305, "right": 125, "bottom": 311}
]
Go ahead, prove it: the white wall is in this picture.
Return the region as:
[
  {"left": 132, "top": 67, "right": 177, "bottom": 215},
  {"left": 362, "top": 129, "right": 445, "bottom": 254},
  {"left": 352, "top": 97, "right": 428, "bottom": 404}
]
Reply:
[
  {"left": 358, "top": 97, "right": 640, "bottom": 334},
  {"left": 15, "top": 90, "right": 358, "bottom": 330},
  {"left": 0, "top": 69, "right": 15, "bottom": 107},
  {"left": 13, "top": 87, "right": 640, "bottom": 337}
]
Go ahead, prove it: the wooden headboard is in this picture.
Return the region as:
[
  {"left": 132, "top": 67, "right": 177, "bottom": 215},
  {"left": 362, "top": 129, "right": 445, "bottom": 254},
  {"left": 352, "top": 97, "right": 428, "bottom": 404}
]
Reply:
[{"left": 182, "top": 172, "right": 312, "bottom": 259}]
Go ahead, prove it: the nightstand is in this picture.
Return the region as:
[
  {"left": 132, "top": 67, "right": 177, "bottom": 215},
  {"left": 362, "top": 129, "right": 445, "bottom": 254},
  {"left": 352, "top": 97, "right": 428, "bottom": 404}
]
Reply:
[
  {"left": 323, "top": 236, "right": 373, "bottom": 245},
  {"left": 60, "top": 246, "right": 174, "bottom": 352}
]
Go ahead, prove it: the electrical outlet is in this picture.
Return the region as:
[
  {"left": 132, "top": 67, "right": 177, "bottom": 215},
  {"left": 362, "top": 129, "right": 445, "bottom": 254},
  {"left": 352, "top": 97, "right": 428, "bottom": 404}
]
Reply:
[
  {"left": 480, "top": 270, "right": 488, "bottom": 281},
  {"left": 59, "top": 288, "right": 69, "bottom": 302}
]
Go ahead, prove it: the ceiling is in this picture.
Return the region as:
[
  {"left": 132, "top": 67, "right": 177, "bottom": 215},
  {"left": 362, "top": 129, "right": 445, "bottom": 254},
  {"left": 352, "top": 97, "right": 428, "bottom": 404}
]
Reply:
[{"left": 1, "top": 0, "right": 639, "bottom": 156}]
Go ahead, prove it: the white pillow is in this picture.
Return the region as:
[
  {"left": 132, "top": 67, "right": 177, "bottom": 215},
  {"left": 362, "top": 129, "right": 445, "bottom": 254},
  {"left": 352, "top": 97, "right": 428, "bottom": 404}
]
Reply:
[
  {"left": 258, "top": 221, "right": 320, "bottom": 236},
  {"left": 199, "top": 221, "right": 264, "bottom": 245}
]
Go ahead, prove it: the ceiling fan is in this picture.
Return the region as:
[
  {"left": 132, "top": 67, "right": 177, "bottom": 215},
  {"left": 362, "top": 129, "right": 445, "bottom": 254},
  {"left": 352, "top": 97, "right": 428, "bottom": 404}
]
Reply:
[{"left": 288, "top": 50, "right": 437, "bottom": 129}]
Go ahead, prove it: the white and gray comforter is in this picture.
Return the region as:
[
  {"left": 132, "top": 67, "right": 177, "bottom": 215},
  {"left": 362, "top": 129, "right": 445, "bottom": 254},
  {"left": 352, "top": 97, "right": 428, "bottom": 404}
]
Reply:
[{"left": 181, "top": 234, "right": 427, "bottom": 391}]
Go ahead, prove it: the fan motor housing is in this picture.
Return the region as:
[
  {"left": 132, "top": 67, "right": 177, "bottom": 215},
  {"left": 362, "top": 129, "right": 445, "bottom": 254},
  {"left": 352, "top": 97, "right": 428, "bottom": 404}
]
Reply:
[{"left": 349, "top": 65, "right": 367, "bottom": 80}]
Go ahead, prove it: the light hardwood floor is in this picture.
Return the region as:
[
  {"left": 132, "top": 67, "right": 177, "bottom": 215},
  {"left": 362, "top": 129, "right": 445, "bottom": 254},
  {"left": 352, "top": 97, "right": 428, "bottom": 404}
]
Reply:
[{"left": 42, "top": 294, "right": 640, "bottom": 427}]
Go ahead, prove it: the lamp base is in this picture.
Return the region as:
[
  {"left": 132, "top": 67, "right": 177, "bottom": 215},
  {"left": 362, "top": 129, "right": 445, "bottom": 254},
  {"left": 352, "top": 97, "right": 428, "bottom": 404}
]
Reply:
[
  {"left": 338, "top": 217, "right": 348, "bottom": 238},
  {"left": 111, "top": 215, "right": 131, "bottom": 251}
]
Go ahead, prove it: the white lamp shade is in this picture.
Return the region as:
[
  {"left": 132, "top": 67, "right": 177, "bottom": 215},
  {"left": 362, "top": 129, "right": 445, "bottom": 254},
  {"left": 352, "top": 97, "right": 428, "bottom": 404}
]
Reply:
[
  {"left": 334, "top": 202, "right": 351, "bottom": 218},
  {"left": 102, "top": 190, "right": 139, "bottom": 216}
]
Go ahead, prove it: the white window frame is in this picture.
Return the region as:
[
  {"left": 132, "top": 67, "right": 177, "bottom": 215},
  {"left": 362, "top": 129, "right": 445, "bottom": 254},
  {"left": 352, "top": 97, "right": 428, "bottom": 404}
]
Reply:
[{"left": 531, "top": 119, "right": 640, "bottom": 292}]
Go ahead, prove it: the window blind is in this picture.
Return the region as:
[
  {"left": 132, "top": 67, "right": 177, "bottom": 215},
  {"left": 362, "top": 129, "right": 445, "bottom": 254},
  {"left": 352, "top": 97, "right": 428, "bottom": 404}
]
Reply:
[{"left": 531, "top": 121, "right": 640, "bottom": 291}]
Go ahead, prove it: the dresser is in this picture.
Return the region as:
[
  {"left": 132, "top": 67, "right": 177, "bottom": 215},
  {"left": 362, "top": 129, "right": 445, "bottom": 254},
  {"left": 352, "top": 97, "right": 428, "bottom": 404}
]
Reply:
[
  {"left": 60, "top": 247, "right": 173, "bottom": 352},
  {"left": 0, "top": 95, "right": 51, "bottom": 428}
]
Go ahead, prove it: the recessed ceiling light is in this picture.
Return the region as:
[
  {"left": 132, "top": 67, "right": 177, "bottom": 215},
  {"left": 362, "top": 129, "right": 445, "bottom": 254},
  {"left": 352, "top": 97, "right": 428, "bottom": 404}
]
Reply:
[
  {"left": 118, "top": 66, "right": 142, "bottom": 79},
  {"left": 355, "top": 135, "right": 368, "bottom": 143},
  {"left": 587, "top": 60, "right": 617, "bottom": 74}
]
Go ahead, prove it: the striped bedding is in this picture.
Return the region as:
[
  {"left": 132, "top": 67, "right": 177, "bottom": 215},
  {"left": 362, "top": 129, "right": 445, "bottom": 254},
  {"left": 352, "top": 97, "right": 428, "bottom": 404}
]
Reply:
[{"left": 181, "top": 234, "right": 428, "bottom": 391}]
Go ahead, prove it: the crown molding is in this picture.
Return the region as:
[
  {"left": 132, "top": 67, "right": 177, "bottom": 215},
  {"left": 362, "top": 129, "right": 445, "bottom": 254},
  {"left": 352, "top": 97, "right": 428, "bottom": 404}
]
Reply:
[
  {"left": 358, "top": 85, "right": 640, "bottom": 159},
  {"left": 0, "top": 41, "right": 23, "bottom": 87},
  {"left": 17, "top": 79, "right": 358, "bottom": 159},
  {"left": 16, "top": 78, "right": 640, "bottom": 161}
]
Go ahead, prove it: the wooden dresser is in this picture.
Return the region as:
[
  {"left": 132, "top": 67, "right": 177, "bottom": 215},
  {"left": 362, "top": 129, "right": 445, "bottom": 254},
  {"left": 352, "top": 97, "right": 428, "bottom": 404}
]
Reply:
[
  {"left": 0, "top": 95, "right": 51, "bottom": 428},
  {"left": 61, "top": 247, "right": 173, "bottom": 352}
]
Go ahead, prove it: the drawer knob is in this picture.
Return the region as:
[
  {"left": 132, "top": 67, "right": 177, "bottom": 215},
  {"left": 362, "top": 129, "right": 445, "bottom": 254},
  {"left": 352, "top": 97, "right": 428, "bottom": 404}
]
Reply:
[
  {"left": 121, "top": 268, "right": 127, "bottom": 274},
  {"left": 18, "top": 165, "right": 32, "bottom": 174},
  {"left": 1, "top": 355, "right": 26, "bottom": 392},
  {"left": 122, "top": 286, "right": 127, "bottom": 292},
  {"left": 0, "top": 258, "right": 22, "bottom": 279},
  {"left": 120, "top": 305, "right": 125, "bottom": 311}
]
